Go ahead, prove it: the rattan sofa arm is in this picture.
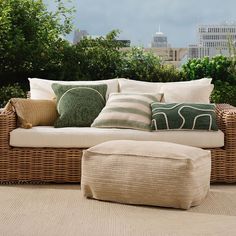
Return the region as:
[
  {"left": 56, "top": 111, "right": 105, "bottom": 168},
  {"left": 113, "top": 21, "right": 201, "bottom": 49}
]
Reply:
[
  {"left": 0, "top": 109, "right": 16, "bottom": 150},
  {"left": 215, "top": 104, "right": 236, "bottom": 150}
]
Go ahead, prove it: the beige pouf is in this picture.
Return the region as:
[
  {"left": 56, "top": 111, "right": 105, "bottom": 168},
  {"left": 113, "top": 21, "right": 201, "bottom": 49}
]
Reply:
[{"left": 81, "top": 140, "right": 211, "bottom": 210}]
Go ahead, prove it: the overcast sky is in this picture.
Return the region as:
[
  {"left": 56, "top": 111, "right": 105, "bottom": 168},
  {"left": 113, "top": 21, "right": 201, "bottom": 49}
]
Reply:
[{"left": 45, "top": 0, "right": 236, "bottom": 47}]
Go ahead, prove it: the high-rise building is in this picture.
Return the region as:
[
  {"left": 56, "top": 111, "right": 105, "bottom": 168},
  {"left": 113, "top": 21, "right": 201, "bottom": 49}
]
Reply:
[
  {"left": 151, "top": 27, "right": 168, "bottom": 48},
  {"left": 188, "top": 23, "right": 236, "bottom": 59},
  {"left": 73, "top": 30, "right": 89, "bottom": 44},
  {"left": 147, "top": 27, "right": 187, "bottom": 67}
]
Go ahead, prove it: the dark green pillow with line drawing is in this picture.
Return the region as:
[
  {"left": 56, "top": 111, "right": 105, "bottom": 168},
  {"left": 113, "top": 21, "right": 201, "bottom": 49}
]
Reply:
[
  {"left": 52, "top": 83, "right": 107, "bottom": 127},
  {"left": 151, "top": 103, "right": 218, "bottom": 131}
]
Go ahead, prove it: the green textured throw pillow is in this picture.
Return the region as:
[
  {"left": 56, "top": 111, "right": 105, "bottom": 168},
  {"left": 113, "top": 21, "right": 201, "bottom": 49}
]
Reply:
[
  {"left": 52, "top": 83, "right": 107, "bottom": 127},
  {"left": 151, "top": 103, "right": 218, "bottom": 131}
]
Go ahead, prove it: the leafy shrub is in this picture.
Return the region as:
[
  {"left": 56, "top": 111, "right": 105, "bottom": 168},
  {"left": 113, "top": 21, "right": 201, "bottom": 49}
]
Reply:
[
  {"left": 75, "top": 30, "right": 123, "bottom": 81},
  {"left": 0, "top": 83, "right": 26, "bottom": 108},
  {"left": 117, "top": 47, "right": 184, "bottom": 82},
  {"left": 181, "top": 55, "right": 235, "bottom": 85},
  {"left": 181, "top": 55, "right": 236, "bottom": 105},
  {"left": 68, "top": 35, "right": 185, "bottom": 82},
  {"left": 0, "top": 0, "right": 235, "bottom": 106},
  {"left": 211, "top": 81, "right": 236, "bottom": 106},
  {"left": 155, "top": 64, "right": 186, "bottom": 82},
  {"left": 117, "top": 47, "right": 162, "bottom": 81}
]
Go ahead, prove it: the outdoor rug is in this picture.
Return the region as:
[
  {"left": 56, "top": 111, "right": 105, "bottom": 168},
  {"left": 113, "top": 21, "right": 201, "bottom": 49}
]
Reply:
[{"left": 0, "top": 184, "right": 235, "bottom": 236}]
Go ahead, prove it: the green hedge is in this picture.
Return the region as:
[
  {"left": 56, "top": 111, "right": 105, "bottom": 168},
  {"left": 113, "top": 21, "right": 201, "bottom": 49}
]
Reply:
[
  {"left": 0, "top": 83, "right": 27, "bottom": 108},
  {"left": 1, "top": 52, "right": 236, "bottom": 107},
  {"left": 0, "top": 0, "right": 235, "bottom": 107},
  {"left": 211, "top": 82, "right": 236, "bottom": 106},
  {"left": 182, "top": 55, "right": 236, "bottom": 106},
  {"left": 181, "top": 55, "right": 233, "bottom": 83},
  {"left": 117, "top": 48, "right": 184, "bottom": 82}
]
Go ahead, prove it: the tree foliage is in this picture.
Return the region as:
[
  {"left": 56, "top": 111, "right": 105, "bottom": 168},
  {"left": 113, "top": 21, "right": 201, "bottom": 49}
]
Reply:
[
  {"left": 117, "top": 47, "right": 184, "bottom": 82},
  {"left": 181, "top": 55, "right": 235, "bottom": 85},
  {"left": 74, "top": 30, "right": 123, "bottom": 80},
  {"left": 0, "top": 83, "right": 26, "bottom": 108},
  {"left": 0, "top": 0, "right": 235, "bottom": 106},
  {"left": 0, "top": 0, "right": 74, "bottom": 73}
]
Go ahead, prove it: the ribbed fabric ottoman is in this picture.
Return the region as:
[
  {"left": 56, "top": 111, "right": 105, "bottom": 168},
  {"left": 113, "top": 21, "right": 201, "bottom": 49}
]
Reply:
[{"left": 81, "top": 140, "right": 211, "bottom": 210}]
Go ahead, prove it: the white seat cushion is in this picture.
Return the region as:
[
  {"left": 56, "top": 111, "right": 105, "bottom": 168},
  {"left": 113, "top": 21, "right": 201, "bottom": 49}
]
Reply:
[{"left": 10, "top": 127, "right": 224, "bottom": 148}]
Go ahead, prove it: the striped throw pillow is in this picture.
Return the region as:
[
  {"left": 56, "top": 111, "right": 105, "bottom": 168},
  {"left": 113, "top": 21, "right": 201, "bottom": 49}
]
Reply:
[{"left": 91, "top": 93, "right": 163, "bottom": 131}]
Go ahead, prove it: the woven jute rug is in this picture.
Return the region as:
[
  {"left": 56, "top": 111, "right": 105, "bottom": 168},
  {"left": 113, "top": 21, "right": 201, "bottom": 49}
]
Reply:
[{"left": 0, "top": 184, "right": 236, "bottom": 236}]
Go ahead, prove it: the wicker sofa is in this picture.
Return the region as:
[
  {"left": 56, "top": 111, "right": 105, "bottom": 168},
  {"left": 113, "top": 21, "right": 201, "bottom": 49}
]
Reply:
[{"left": 0, "top": 78, "right": 236, "bottom": 184}]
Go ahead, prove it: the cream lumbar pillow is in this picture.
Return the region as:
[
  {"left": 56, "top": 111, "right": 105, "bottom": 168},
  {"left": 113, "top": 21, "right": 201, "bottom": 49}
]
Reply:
[
  {"left": 91, "top": 93, "right": 163, "bottom": 131},
  {"left": 7, "top": 98, "right": 58, "bottom": 128},
  {"left": 160, "top": 84, "right": 214, "bottom": 103}
]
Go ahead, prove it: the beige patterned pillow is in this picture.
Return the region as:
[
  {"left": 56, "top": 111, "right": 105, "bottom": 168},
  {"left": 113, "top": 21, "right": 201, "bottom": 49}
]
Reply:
[
  {"left": 91, "top": 93, "right": 163, "bottom": 131},
  {"left": 8, "top": 98, "right": 58, "bottom": 128}
]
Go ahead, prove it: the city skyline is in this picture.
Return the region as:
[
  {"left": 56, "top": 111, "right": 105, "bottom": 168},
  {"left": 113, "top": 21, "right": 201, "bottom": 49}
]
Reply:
[{"left": 44, "top": 0, "right": 236, "bottom": 47}]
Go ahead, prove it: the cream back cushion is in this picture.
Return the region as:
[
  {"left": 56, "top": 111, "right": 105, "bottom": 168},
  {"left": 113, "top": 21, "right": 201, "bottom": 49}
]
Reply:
[
  {"left": 160, "top": 84, "right": 214, "bottom": 103},
  {"left": 29, "top": 78, "right": 119, "bottom": 100},
  {"left": 118, "top": 78, "right": 213, "bottom": 103},
  {"left": 118, "top": 78, "right": 162, "bottom": 93}
]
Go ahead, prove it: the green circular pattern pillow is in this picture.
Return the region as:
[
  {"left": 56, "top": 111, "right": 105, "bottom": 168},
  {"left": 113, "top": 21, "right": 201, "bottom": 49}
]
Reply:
[{"left": 52, "top": 84, "right": 107, "bottom": 127}]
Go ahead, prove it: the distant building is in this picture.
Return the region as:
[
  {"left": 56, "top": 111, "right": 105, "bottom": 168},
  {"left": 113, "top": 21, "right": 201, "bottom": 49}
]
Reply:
[
  {"left": 145, "top": 48, "right": 188, "bottom": 67},
  {"left": 116, "top": 40, "right": 131, "bottom": 47},
  {"left": 147, "top": 27, "right": 187, "bottom": 66},
  {"left": 73, "top": 30, "right": 89, "bottom": 44},
  {"left": 121, "top": 47, "right": 188, "bottom": 68},
  {"left": 151, "top": 27, "right": 168, "bottom": 48},
  {"left": 151, "top": 31, "right": 168, "bottom": 48},
  {"left": 188, "top": 23, "right": 236, "bottom": 59},
  {"left": 73, "top": 29, "right": 131, "bottom": 46}
]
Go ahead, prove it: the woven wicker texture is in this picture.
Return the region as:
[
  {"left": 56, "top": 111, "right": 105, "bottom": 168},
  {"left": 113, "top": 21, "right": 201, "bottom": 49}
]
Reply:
[{"left": 0, "top": 104, "right": 235, "bottom": 183}]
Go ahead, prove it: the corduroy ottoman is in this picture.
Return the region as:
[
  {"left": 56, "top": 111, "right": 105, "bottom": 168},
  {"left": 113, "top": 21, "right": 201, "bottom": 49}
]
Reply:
[{"left": 81, "top": 140, "right": 211, "bottom": 210}]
